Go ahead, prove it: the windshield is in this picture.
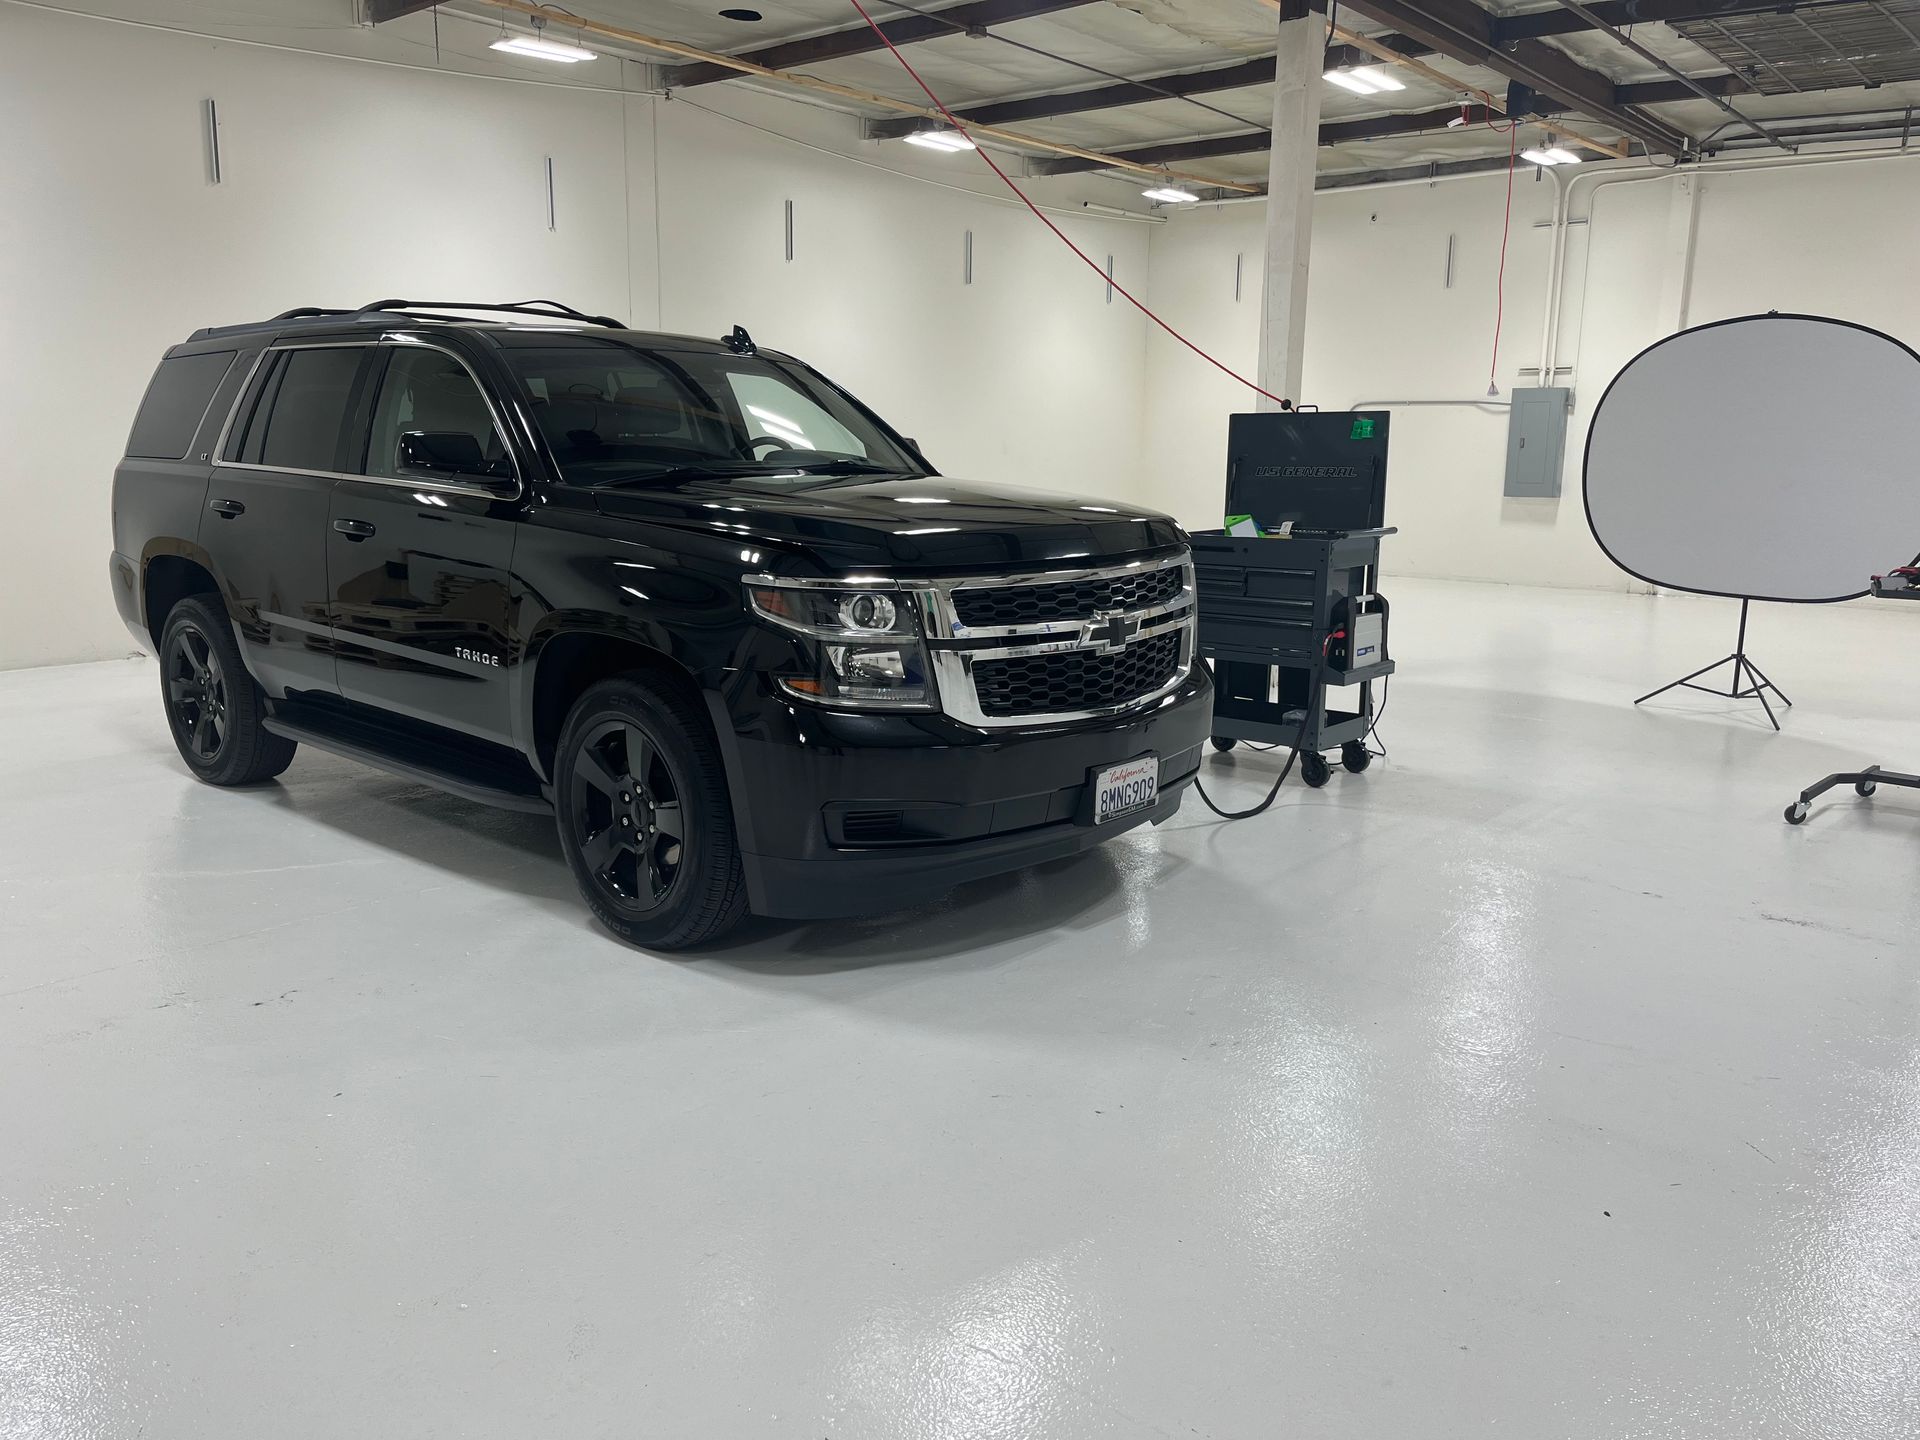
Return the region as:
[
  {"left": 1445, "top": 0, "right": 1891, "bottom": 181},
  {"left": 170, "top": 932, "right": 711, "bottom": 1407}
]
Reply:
[{"left": 503, "top": 340, "right": 927, "bottom": 488}]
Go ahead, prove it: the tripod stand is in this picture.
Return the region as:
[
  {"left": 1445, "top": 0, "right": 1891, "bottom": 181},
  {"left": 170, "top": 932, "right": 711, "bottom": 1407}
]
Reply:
[{"left": 1635, "top": 597, "right": 1791, "bottom": 730}]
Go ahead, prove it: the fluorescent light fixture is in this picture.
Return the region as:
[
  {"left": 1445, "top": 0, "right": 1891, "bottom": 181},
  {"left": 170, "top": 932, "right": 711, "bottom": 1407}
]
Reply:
[
  {"left": 903, "top": 129, "right": 975, "bottom": 152},
  {"left": 490, "top": 33, "right": 596, "bottom": 62},
  {"left": 1141, "top": 186, "right": 1198, "bottom": 204},
  {"left": 1323, "top": 66, "right": 1405, "bottom": 95},
  {"left": 1521, "top": 145, "right": 1583, "bottom": 166}
]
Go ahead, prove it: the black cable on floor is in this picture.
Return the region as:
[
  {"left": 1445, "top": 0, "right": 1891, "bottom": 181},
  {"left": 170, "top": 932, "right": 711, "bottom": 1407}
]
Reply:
[
  {"left": 1194, "top": 743, "right": 1302, "bottom": 819},
  {"left": 1366, "top": 674, "right": 1391, "bottom": 759}
]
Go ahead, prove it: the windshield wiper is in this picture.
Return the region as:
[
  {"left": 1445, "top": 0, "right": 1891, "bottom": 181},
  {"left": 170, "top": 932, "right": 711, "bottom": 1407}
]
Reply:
[
  {"left": 592, "top": 463, "right": 771, "bottom": 489},
  {"left": 791, "top": 460, "right": 908, "bottom": 476}
]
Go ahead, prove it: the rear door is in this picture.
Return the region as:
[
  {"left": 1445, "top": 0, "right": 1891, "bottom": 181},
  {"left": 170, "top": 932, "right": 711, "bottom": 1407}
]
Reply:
[
  {"left": 203, "top": 341, "right": 371, "bottom": 698},
  {"left": 326, "top": 338, "right": 523, "bottom": 746}
]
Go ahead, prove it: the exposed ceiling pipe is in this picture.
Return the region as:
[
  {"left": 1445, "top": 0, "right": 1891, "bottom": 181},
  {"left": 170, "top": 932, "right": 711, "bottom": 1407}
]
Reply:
[
  {"left": 459, "top": 0, "right": 1262, "bottom": 192},
  {"left": 1544, "top": 0, "right": 1800, "bottom": 152},
  {"left": 1250, "top": 0, "right": 1630, "bottom": 159}
]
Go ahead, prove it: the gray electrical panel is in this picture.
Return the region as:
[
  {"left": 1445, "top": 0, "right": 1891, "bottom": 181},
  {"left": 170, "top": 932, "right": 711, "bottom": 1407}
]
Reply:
[{"left": 1503, "top": 386, "right": 1571, "bottom": 498}]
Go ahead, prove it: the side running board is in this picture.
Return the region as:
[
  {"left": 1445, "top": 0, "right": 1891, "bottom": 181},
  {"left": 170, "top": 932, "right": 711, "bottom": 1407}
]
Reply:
[{"left": 263, "top": 702, "right": 552, "bottom": 815}]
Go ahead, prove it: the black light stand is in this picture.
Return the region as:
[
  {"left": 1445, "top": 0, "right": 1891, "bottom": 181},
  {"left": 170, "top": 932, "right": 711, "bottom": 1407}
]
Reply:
[
  {"left": 1635, "top": 597, "right": 1792, "bottom": 730},
  {"left": 1784, "top": 554, "right": 1920, "bottom": 822}
]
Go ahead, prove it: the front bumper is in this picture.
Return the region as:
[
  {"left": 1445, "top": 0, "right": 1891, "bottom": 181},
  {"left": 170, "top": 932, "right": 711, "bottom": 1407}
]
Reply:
[{"left": 709, "top": 666, "right": 1213, "bottom": 920}]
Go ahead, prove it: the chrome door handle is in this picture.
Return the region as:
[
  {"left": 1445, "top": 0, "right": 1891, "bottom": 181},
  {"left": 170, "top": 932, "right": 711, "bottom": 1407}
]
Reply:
[
  {"left": 208, "top": 498, "right": 245, "bottom": 519},
  {"left": 333, "top": 518, "right": 376, "bottom": 541}
]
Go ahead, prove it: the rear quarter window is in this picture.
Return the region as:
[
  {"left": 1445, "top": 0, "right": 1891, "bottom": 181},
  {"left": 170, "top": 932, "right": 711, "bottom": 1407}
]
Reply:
[{"left": 126, "top": 351, "right": 237, "bottom": 460}]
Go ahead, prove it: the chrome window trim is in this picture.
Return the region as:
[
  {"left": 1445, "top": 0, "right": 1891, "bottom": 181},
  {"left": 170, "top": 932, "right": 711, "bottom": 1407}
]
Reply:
[{"left": 208, "top": 336, "right": 522, "bottom": 502}]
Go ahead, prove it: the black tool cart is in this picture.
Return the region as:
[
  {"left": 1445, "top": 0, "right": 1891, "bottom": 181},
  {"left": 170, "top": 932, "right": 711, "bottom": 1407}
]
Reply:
[
  {"left": 1192, "top": 409, "right": 1397, "bottom": 788},
  {"left": 1193, "top": 528, "right": 1395, "bottom": 786}
]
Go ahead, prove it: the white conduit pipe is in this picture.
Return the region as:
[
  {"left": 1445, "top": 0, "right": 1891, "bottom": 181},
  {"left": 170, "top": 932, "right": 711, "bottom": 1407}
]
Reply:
[
  {"left": 1536, "top": 144, "right": 1920, "bottom": 379},
  {"left": 1197, "top": 143, "right": 1920, "bottom": 382}
]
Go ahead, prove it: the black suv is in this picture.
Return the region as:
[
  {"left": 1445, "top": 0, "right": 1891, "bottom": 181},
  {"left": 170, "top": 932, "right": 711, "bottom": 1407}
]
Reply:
[{"left": 109, "top": 300, "right": 1211, "bottom": 948}]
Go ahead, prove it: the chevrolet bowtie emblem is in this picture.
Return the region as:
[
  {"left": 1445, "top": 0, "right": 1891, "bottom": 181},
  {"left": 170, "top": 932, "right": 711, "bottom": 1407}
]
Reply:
[{"left": 1086, "top": 611, "right": 1140, "bottom": 653}]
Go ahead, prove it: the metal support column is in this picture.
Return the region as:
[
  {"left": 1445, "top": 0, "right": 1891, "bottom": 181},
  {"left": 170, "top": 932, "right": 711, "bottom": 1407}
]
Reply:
[{"left": 1257, "top": 0, "right": 1326, "bottom": 411}]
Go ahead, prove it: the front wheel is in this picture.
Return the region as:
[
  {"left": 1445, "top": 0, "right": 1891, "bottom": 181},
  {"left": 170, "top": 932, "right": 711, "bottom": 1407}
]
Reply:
[
  {"left": 554, "top": 675, "right": 747, "bottom": 950},
  {"left": 1299, "top": 751, "right": 1332, "bottom": 788}
]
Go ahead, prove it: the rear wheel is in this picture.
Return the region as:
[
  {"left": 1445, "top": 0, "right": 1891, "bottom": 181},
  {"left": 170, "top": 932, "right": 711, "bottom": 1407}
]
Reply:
[
  {"left": 158, "top": 597, "right": 296, "bottom": 785},
  {"left": 554, "top": 676, "right": 747, "bottom": 950}
]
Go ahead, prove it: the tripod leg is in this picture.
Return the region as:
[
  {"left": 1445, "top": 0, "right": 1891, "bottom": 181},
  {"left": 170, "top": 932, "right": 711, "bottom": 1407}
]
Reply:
[
  {"left": 1636, "top": 654, "right": 1735, "bottom": 706},
  {"left": 1742, "top": 656, "right": 1793, "bottom": 707},
  {"left": 1748, "top": 662, "right": 1781, "bottom": 730}
]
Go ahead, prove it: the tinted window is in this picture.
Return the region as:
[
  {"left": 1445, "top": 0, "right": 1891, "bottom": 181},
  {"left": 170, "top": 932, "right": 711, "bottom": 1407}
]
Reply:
[
  {"left": 127, "top": 351, "right": 236, "bottom": 460},
  {"left": 363, "top": 348, "right": 510, "bottom": 479},
  {"left": 247, "top": 347, "right": 364, "bottom": 472},
  {"left": 503, "top": 341, "right": 923, "bottom": 488}
]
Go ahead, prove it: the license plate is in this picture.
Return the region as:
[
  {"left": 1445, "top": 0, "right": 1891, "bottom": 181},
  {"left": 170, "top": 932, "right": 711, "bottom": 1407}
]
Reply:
[{"left": 1092, "top": 755, "right": 1159, "bottom": 825}]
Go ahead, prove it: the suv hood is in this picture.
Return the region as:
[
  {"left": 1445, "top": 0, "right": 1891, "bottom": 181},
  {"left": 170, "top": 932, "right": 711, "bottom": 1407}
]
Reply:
[{"left": 590, "top": 474, "right": 1185, "bottom": 571}]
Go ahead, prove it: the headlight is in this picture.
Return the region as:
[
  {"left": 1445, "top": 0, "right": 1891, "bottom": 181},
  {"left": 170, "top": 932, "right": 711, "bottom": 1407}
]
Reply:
[{"left": 746, "top": 580, "right": 936, "bottom": 710}]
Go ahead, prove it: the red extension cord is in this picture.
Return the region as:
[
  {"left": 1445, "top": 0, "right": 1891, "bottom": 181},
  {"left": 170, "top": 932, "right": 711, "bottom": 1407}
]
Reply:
[
  {"left": 845, "top": 0, "right": 1292, "bottom": 408},
  {"left": 1488, "top": 119, "right": 1516, "bottom": 394}
]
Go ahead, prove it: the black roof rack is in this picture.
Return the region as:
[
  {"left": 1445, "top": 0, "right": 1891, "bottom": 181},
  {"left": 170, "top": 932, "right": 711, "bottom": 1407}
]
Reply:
[{"left": 261, "top": 298, "right": 627, "bottom": 329}]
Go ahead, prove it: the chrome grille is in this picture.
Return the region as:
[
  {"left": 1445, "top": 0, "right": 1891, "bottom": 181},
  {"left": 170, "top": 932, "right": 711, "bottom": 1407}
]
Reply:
[
  {"left": 972, "top": 631, "right": 1182, "bottom": 719},
  {"left": 912, "top": 552, "right": 1197, "bottom": 729},
  {"left": 951, "top": 566, "right": 1186, "bottom": 628}
]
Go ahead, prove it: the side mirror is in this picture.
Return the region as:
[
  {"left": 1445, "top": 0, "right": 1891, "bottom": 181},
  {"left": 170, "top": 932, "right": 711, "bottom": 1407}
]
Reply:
[{"left": 397, "top": 431, "right": 513, "bottom": 488}]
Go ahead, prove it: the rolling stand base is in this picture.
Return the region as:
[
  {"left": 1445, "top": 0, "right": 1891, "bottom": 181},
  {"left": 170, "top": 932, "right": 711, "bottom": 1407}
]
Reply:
[
  {"left": 1635, "top": 599, "right": 1791, "bottom": 731},
  {"left": 1784, "top": 765, "right": 1920, "bottom": 824}
]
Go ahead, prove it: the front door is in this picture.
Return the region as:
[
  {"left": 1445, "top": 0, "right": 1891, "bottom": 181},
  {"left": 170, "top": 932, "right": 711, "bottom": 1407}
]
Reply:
[
  {"left": 202, "top": 342, "right": 369, "bottom": 699},
  {"left": 326, "top": 342, "right": 521, "bottom": 747}
]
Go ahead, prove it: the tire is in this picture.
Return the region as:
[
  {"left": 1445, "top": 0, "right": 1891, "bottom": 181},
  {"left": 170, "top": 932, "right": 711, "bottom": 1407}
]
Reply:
[
  {"left": 554, "top": 675, "right": 747, "bottom": 950},
  {"left": 1784, "top": 801, "right": 1809, "bottom": 825},
  {"left": 1856, "top": 779, "right": 1878, "bottom": 797},
  {"left": 1341, "top": 741, "right": 1372, "bottom": 773},
  {"left": 1209, "top": 735, "right": 1237, "bottom": 753},
  {"left": 157, "top": 596, "right": 297, "bottom": 786},
  {"left": 1299, "top": 751, "right": 1332, "bottom": 788}
]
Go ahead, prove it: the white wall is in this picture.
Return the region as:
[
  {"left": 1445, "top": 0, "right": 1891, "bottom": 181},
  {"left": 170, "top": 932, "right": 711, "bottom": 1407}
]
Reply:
[
  {"left": 0, "top": 2, "right": 1153, "bottom": 668},
  {"left": 1139, "top": 149, "right": 1920, "bottom": 593},
  {"left": 7, "top": 0, "right": 1919, "bottom": 670}
]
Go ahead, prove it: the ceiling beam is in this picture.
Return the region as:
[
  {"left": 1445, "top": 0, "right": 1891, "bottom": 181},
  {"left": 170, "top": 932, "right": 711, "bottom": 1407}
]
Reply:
[
  {"left": 870, "top": 57, "right": 1277, "bottom": 134},
  {"left": 365, "top": 0, "right": 442, "bottom": 20},
  {"left": 1492, "top": 0, "right": 1846, "bottom": 42},
  {"left": 1032, "top": 104, "right": 1515, "bottom": 172},
  {"left": 1617, "top": 73, "right": 1750, "bottom": 101},
  {"left": 1336, "top": 0, "right": 1689, "bottom": 153},
  {"left": 464, "top": 0, "right": 1260, "bottom": 190},
  {"left": 872, "top": 0, "right": 1771, "bottom": 143},
  {"left": 662, "top": 0, "right": 1100, "bottom": 88}
]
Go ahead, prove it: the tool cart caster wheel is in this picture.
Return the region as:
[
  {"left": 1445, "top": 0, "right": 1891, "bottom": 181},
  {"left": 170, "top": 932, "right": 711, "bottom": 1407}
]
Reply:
[
  {"left": 1341, "top": 742, "right": 1372, "bottom": 774},
  {"left": 1784, "top": 801, "right": 1809, "bottom": 825},
  {"left": 1300, "top": 752, "right": 1332, "bottom": 788},
  {"left": 1209, "top": 735, "right": 1237, "bottom": 753},
  {"left": 1856, "top": 779, "right": 1878, "bottom": 797}
]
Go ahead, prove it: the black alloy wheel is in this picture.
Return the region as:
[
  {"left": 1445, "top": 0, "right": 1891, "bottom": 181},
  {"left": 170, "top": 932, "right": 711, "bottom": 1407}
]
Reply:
[
  {"left": 166, "top": 622, "right": 229, "bottom": 762},
  {"left": 156, "top": 596, "right": 298, "bottom": 786},
  {"left": 553, "top": 676, "right": 747, "bottom": 950},
  {"left": 569, "top": 718, "right": 686, "bottom": 910}
]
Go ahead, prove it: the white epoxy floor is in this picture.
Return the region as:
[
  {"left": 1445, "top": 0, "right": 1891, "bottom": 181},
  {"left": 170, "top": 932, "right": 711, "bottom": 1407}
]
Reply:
[{"left": 3, "top": 578, "right": 1918, "bottom": 1438}]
